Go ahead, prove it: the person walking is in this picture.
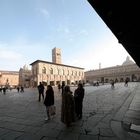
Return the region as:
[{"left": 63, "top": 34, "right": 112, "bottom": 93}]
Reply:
[
  {"left": 20, "top": 86, "right": 24, "bottom": 92},
  {"left": 111, "top": 80, "right": 115, "bottom": 89},
  {"left": 61, "top": 81, "right": 65, "bottom": 95},
  {"left": 0, "top": 86, "right": 2, "bottom": 93},
  {"left": 61, "top": 85, "right": 75, "bottom": 127},
  {"left": 44, "top": 85, "right": 55, "bottom": 121},
  {"left": 74, "top": 83, "right": 85, "bottom": 119},
  {"left": 17, "top": 86, "right": 20, "bottom": 92},
  {"left": 3, "top": 86, "right": 6, "bottom": 95},
  {"left": 58, "top": 83, "right": 61, "bottom": 92},
  {"left": 124, "top": 79, "right": 128, "bottom": 87},
  {"left": 37, "top": 82, "right": 45, "bottom": 102}
]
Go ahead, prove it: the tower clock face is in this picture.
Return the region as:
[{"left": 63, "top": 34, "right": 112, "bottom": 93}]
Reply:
[{"left": 57, "top": 53, "right": 61, "bottom": 56}]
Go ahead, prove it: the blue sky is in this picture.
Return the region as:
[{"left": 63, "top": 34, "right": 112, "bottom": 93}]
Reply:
[{"left": 0, "top": 0, "right": 134, "bottom": 71}]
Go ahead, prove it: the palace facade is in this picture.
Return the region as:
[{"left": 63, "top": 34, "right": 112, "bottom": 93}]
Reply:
[
  {"left": 30, "top": 48, "right": 85, "bottom": 86},
  {"left": 85, "top": 56, "right": 140, "bottom": 84}
]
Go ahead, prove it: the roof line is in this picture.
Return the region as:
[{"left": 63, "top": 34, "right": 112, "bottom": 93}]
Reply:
[{"left": 30, "top": 60, "right": 84, "bottom": 70}]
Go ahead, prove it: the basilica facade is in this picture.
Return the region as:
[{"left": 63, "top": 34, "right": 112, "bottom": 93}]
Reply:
[
  {"left": 19, "top": 65, "right": 32, "bottom": 88},
  {"left": 85, "top": 56, "right": 140, "bottom": 84}
]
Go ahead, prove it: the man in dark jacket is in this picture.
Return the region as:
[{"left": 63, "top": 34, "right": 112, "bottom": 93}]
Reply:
[
  {"left": 37, "top": 82, "right": 45, "bottom": 102},
  {"left": 61, "top": 81, "right": 65, "bottom": 95},
  {"left": 74, "top": 83, "right": 85, "bottom": 119}
]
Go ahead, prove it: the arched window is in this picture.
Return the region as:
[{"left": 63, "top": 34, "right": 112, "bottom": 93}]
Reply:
[
  {"left": 42, "top": 67, "right": 46, "bottom": 74},
  {"left": 62, "top": 69, "right": 65, "bottom": 75},
  {"left": 59, "top": 69, "right": 62, "bottom": 75},
  {"left": 72, "top": 71, "right": 73, "bottom": 76},
  {"left": 57, "top": 69, "right": 60, "bottom": 75},
  {"left": 50, "top": 68, "right": 53, "bottom": 74}
]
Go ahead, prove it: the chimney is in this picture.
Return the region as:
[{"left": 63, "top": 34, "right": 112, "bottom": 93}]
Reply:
[{"left": 99, "top": 63, "right": 101, "bottom": 69}]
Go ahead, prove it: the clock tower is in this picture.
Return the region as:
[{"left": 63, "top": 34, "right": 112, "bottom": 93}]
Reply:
[{"left": 52, "top": 47, "right": 61, "bottom": 64}]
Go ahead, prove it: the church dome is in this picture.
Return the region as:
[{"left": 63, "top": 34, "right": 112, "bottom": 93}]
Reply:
[{"left": 122, "top": 56, "right": 134, "bottom": 65}]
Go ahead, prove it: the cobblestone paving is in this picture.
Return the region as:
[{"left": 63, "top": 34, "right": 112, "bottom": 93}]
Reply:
[{"left": 0, "top": 82, "right": 140, "bottom": 140}]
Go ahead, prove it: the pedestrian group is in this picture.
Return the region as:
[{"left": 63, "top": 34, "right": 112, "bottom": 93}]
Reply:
[{"left": 37, "top": 82, "right": 85, "bottom": 127}]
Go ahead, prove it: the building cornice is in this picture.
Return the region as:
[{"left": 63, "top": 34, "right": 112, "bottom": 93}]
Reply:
[{"left": 30, "top": 60, "right": 84, "bottom": 70}]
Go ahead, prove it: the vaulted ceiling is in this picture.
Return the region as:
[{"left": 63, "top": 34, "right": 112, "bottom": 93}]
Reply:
[{"left": 88, "top": 0, "right": 140, "bottom": 67}]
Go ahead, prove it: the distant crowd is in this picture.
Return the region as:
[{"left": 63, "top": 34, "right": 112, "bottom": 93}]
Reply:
[{"left": 0, "top": 85, "right": 24, "bottom": 94}]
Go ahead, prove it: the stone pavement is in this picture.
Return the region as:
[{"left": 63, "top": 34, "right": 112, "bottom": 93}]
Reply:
[{"left": 0, "top": 82, "right": 140, "bottom": 140}]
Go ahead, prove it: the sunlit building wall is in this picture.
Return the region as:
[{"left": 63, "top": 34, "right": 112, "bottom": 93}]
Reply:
[
  {"left": 0, "top": 70, "right": 19, "bottom": 88},
  {"left": 30, "top": 47, "right": 84, "bottom": 87},
  {"left": 30, "top": 60, "right": 84, "bottom": 87},
  {"left": 85, "top": 57, "right": 140, "bottom": 83},
  {"left": 52, "top": 47, "right": 61, "bottom": 64}
]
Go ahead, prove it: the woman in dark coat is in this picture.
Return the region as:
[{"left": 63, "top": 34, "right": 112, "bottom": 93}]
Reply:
[
  {"left": 74, "top": 83, "right": 85, "bottom": 119},
  {"left": 61, "top": 85, "right": 75, "bottom": 127},
  {"left": 44, "top": 85, "right": 54, "bottom": 121}
]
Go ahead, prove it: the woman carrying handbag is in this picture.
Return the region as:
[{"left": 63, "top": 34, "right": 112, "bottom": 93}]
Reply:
[{"left": 44, "top": 85, "right": 55, "bottom": 121}]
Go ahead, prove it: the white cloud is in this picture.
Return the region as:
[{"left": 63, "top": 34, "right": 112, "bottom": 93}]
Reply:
[
  {"left": 0, "top": 33, "right": 135, "bottom": 72},
  {"left": 40, "top": 8, "right": 50, "bottom": 18},
  {"left": 56, "top": 24, "right": 71, "bottom": 34},
  {"left": 63, "top": 35, "right": 134, "bottom": 71},
  {"left": 0, "top": 50, "right": 22, "bottom": 60},
  {"left": 0, "top": 43, "right": 23, "bottom": 60},
  {"left": 0, "top": 38, "right": 50, "bottom": 71},
  {"left": 79, "top": 29, "right": 88, "bottom": 36},
  {"left": 64, "top": 27, "right": 70, "bottom": 34},
  {"left": 0, "top": 45, "right": 24, "bottom": 71}
]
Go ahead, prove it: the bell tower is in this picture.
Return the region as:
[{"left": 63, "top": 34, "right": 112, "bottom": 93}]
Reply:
[{"left": 52, "top": 47, "right": 61, "bottom": 64}]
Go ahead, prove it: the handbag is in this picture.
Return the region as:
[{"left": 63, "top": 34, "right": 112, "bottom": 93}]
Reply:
[{"left": 49, "top": 105, "right": 56, "bottom": 116}]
